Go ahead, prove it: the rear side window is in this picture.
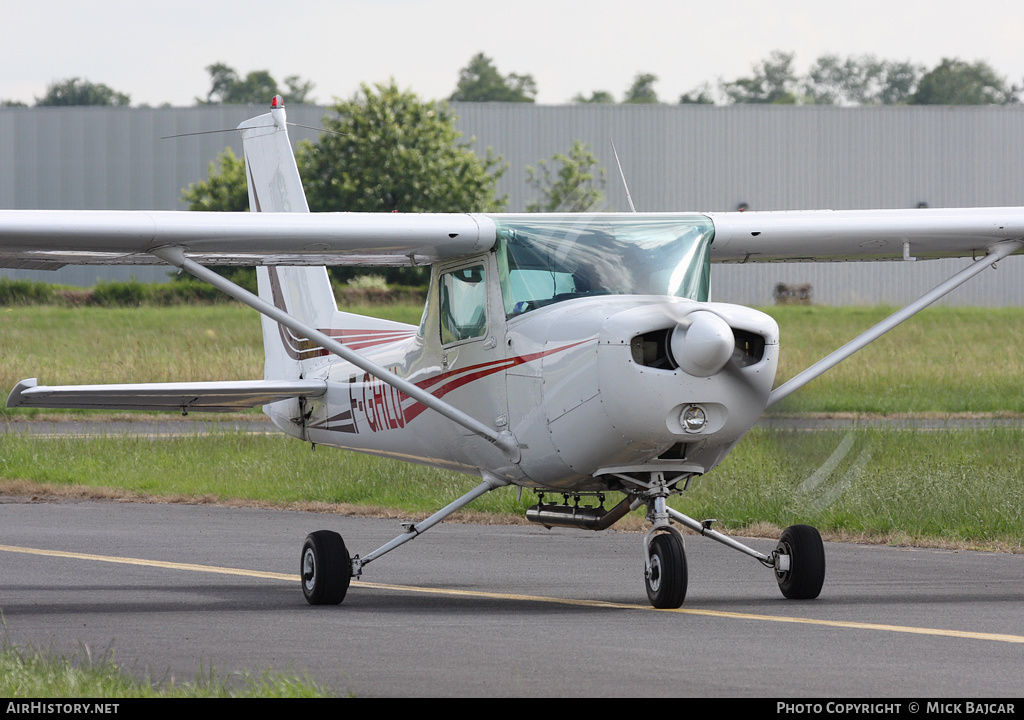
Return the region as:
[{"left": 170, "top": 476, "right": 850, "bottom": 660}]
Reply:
[{"left": 440, "top": 264, "right": 487, "bottom": 345}]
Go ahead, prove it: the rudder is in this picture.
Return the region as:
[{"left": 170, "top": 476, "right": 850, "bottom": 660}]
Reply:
[{"left": 238, "top": 97, "right": 338, "bottom": 383}]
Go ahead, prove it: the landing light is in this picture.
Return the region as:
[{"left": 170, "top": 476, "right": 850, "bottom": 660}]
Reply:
[{"left": 681, "top": 404, "right": 707, "bottom": 433}]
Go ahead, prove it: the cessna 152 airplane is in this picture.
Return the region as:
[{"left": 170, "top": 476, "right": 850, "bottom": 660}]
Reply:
[{"left": 3, "top": 97, "right": 1023, "bottom": 608}]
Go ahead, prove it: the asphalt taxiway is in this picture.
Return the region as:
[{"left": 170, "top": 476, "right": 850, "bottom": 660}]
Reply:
[{"left": 2, "top": 498, "right": 1023, "bottom": 697}]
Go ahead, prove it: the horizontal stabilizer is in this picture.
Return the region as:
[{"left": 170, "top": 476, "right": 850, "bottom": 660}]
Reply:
[
  {"left": 6, "top": 378, "right": 327, "bottom": 413},
  {"left": 0, "top": 256, "right": 68, "bottom": 270}
]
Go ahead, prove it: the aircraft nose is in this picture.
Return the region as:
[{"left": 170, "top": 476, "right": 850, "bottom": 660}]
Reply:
[{"left": 669, "top": 310, "right": 734, "bottom": 377}]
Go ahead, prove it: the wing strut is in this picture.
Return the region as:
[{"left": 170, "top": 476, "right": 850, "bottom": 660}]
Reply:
[
  {"left": 767, "top": 239, "right": 1023, "bottom": 408},
  {"left": 149, "top": 246, "right": 521, "bottom": 462}
]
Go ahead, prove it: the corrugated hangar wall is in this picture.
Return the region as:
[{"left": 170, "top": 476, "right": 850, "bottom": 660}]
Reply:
[
  {"left": 451, "top": 104, "right": 1024, "bottom": 307},
  {"left": 1, "top": 103, "right": 1023, "bottom": 304}
]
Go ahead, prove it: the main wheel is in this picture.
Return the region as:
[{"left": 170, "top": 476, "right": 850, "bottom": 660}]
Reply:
[
  {"left": 775, "top": 524, "right": 825, "bottom": 599},
  {"left": 301, "top": 530, "right": 351, "bottom": 606},
  {"left": 645, "top": 533, "right": 687, "bottom": 609}
]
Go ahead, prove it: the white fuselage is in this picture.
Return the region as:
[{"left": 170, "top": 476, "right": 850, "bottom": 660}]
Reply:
[{"left": 270, "top": 252, "right": 779, "bottom": 492}]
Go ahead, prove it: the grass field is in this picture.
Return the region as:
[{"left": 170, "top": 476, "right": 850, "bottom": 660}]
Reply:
[
  {"left": 3, "top": 303, "right": 1021, "bottom": 413},
  {"left": 769, "top": 305, "right": 1024, "bottom": 414},
  {"left": 0, "top": 303, "right": 422, "bottom": 389},
  {"left": 2, "top": 426, "right": 1023, "bottom": 549},
  {"left": 0, "top": 638, "right": 328, "bottom": 698},
  {"left": 1, "top": 302, "right": 1023, "bottom": 549}
]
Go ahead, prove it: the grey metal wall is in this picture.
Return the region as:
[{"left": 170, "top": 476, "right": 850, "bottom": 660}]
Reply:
[
  {"left": 0, "top": 105, "right": 328, "bottom": 211},
  {"left": 2, "top": 103, "right": 1022, "bottom": 304},
  {"left": 0, "top": 105, "right": 326, "bottom": 284},
  {"left": 452, "top": 104, "right": 1024, "bottom": 307},
  {"left": 454, "top": 104, "right": 1024, "bottom": 212}
]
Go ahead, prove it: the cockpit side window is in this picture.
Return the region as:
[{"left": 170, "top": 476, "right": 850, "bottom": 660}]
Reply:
[{"left": 439, "top": 264, "right": 487, "bottom": 345}]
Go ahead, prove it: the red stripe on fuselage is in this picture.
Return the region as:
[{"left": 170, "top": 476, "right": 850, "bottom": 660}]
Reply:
[
  {"left": 401, "top": 339, "right": 592, "bottom": 423},
  {"left": 265, "top": 268, "right": 414, "bottom": 360}
]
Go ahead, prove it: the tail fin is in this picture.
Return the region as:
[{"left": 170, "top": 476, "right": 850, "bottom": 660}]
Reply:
[{"left": 238, "top": 97, "right": 338, "bottom": 382}]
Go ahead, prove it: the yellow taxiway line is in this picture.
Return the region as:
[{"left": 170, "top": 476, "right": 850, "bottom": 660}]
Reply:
[{"left": 3, "top": 542, "right": 1023, "bottom": 645}]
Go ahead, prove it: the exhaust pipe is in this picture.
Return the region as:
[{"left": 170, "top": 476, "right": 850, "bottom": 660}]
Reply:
[{"left": 526, "top": 495, "right": 634, "bottom": 531}]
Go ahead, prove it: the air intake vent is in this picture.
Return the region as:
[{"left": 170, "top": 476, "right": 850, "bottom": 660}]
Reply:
[
  {"left": 632, "top": 325, "right": 767, "bottom": 371},
  {"left": 630, "top": 329, "right": 673, "bottom": 369},
  {"left": 732, "top": 329, "right": 766, "bottom": 367}
]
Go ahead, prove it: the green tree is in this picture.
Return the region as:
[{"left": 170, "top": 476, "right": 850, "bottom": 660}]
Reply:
[
  {"left": 449, "top": 53, "right": 536, "bottom": 102},
  {"left": 804, "top": 54, "right": 875, "bottom": 105},
  {"left": 301, "top": 82, "right": 506, "bottom": 213},
  {"left": 283, "top": 75, "right": 316, "bottom": 104},
  {"left": 623, "top": 73, "right": 659, "bottom": 104},
  {"left": 184, "top": 83, "right": 506, "bottom": 213},
  {"left": 183, "top": 81, "right": 506, "bottom": 284},
  {"left": 875, "top": 60, "right": 922, "bottom": 105},
  {"left": 721, "top": 51, "right": 799, "bottom": 104},
  {"left": 198, "top": 63, "right": 315, "bottom": 105},
  {"left": 679, "top": 83, "right": 715, "bottom": 104},
  {"left": 573, "top": 90, "right": 616, "bottom": 104},
  {"left": 181, "top": 147, "right": 248, "bottom": 212},
  {"left": 804, "top": 54, "right": 923, "bottom": 105},
  {"left": 525, "top": 141, "right": 606, "bottom": 213},
  {"left": 910, "top": 58, "right": 1017, "bottom": 105},
  {"left": 36, "top": 78, "right": 130, "bottom": 106},
  {"left": 178, "top": 147, "right": 253, "bottom": 289}
]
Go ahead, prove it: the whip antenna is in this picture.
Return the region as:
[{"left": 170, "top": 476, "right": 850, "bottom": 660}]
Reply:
[{"left": 609, "top": 138, "right": 636, "bottom": 213}]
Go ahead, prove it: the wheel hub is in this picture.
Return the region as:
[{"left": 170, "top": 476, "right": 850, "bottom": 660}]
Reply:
[
  {"left": 302, "top": 548, "right": 316, "bottom": 591},
  {"left": 774, "top": 542, "right": 792, "bottom": 578},
  {"left": 648, "top": 554, "right": 663, "bottom": 592}
]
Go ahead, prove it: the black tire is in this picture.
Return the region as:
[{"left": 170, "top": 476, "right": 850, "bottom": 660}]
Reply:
[
  {"left": 301, "top": 530, "right": 351, "bottom": 606},
  {"left": 645, "top": 533, "right": 687, "bottom": 609},
  {"left": 775, "top": 524, "right": 825, "bottom": 600}
]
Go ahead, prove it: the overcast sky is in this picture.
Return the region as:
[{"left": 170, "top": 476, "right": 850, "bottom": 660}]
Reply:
[{"left": 4, "top": 1, "right": 1024, "bottom": 106}]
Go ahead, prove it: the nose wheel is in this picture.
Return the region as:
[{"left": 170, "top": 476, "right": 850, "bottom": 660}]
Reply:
[{"left": 645, "top": 532, "right": 687, "bottom": 609}]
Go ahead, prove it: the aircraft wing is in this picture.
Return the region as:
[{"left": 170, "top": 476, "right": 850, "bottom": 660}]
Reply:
[
  {"left": 0, "top": 210, "right": 494, "bottom": 269},
  {"left": 707, "top": 207, "right": 1024, "bottom": 262},
  {"left": 3, "top": 207, "right": 1024, "bottom": 269},
  {"left": 6, "top": 378, "right": 327, "bottom": 413}
]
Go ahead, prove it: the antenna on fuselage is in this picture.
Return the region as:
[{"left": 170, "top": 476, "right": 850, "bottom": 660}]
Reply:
[
  {"left": 161, "top": 123, "right": 347, "bottom": 140},
  {"left": 161, "top": 96, "right": 347, "bottom": 140},
  {"left": 609, "top": 138, "right": 637, "bottom": 213}
]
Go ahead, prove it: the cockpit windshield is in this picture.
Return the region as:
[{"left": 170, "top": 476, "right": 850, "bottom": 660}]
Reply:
[{"left": 491, "top": 214, "right": 714, "bottom": 318}]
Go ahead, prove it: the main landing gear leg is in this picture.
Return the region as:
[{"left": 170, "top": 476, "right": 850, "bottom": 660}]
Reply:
[{"left": 301, "top": 471, "right": 510, "bottom": 606}]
